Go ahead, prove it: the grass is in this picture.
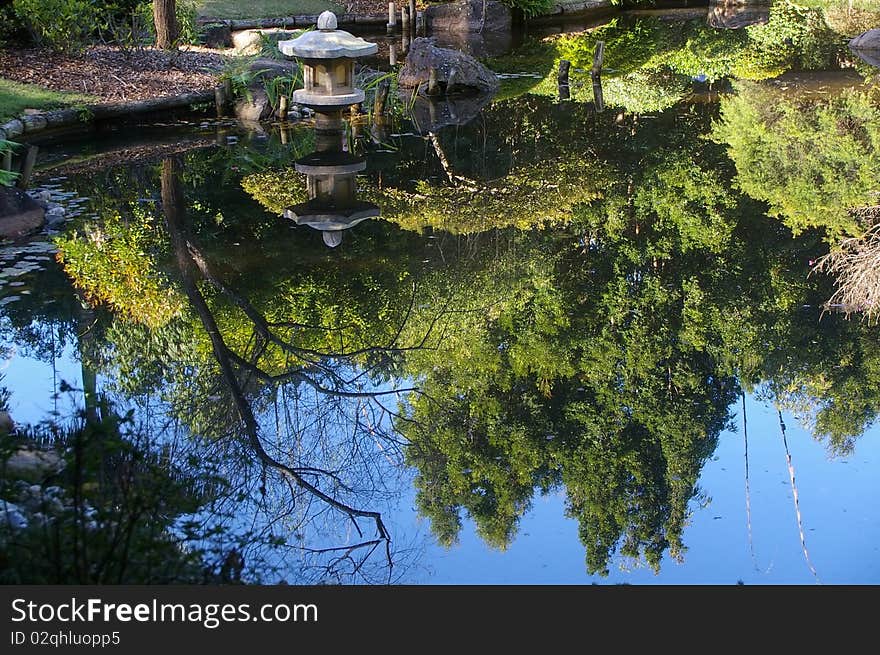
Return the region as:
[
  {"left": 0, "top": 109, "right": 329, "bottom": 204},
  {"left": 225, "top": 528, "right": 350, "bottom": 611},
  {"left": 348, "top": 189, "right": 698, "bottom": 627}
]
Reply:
[
  {"left": 195, "top": 0, "right": 345, "bottom": 20},
  {"left": 0, "top": 78, "right": 94, "bottom": 123}
]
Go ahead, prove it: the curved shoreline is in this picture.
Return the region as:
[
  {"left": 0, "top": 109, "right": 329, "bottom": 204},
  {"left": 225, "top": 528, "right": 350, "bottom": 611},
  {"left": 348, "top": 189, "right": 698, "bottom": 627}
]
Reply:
[
  {"left": 1, "top": 1, "right": 716, "bottom": 144},
  {"left": 0, "top": 90, "right": 216, "bottom": 143}
]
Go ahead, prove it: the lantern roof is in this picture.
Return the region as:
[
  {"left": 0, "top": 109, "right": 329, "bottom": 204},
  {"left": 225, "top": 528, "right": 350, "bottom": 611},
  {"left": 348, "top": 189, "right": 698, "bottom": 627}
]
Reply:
[{"left": 278, "top": 12, "right": 378, "bottom": 59}]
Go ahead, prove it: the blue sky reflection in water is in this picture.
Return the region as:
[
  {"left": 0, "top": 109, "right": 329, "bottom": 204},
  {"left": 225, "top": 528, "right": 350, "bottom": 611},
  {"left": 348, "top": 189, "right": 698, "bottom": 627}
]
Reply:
[
  {"left": 2, "top": 319, "right": 879, "bottom": 584},
  {"left": 3, "top": 8, "right": 880, "bottom": 585}
]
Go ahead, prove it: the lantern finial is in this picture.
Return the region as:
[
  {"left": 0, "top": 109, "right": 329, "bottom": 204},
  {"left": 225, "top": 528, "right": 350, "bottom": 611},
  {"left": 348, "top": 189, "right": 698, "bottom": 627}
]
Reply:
[{"left": 317, "top": 11, "right": 337, "bottom": 30}]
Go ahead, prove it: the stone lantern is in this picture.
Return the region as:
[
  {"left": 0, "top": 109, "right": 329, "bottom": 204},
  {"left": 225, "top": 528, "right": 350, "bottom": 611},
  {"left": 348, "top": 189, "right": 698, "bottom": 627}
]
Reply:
[
  {"left": 278, "top": 11, "right": 378, "bottom": 132},
  {"left": 283, "top": 131, "right": 380, "bottom": 248}
]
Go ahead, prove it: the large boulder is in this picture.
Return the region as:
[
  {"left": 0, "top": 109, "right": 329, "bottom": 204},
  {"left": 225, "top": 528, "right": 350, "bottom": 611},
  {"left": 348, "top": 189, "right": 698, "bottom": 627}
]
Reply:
[
  {"left": 402, "top": 93, "right": 495, "bottom": 132},
  {"left": 849, "top": 29, "right": 880, "bottom": 68},
  {"left": 234, "top": 86, "right": 273, "bottom": 122},
  {"left": 426, "top": 0, "right": 512, "bottom": 33},
  {"left": 0, "top": 186, "right": 44, "bottom": 239},
  {"left": 850, "top": 28, "right": 880, "bottom": 49},
  {"left": 248, "top": 58, "right": 299, "bottom": 84},
  {"left": 399, "top": 38, "right": 500, "bottom": 95},
  {"left": 430, "top": 29, "right": 513, "bottom": 58},
  {"left": 232, "top": 28, "right": 297, "bottom": 56}
]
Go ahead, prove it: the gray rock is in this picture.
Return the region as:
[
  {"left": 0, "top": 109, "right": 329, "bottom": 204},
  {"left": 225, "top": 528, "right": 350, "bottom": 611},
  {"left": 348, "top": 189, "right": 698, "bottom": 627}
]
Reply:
[
  {"left": 203, "top": 23, "right": 233, "bottom": 49},
  {"left": 850, "top": 28, "right": 880, "bottom": 49},
  {"left": 399, "top": 38, "right": 500, "bottom": 95},
  {"left": 45, "top": 206, "right": 66, "bottom": 227},
  {"left": 853, "top": 49, "right": 880, "bottom": 68},
  {"left": 20, "top": 114, "right": 48, "bottom": 133},
  {"left": 249, "top": 58, "right": 299, "bottom": 84},
  {"left": 232, "top": 28, "right": 297, "bottom": 55},
  {"left": 2, "top": 119, "right": 24, "bottom": 139},
  {"left": 233, "top": 29, "right": 265, "bottom": 55},
  {"left": 403, "top": 92, "right": 494, "bottom": 132},
  {"left": 28, "top": 189, "right": 52, "bottom": 208},
  {"left": 430, "top": 29, "right": 513, "bottom": 58},
  {"left": 5, "top": 447, "right": 65, "bottom": 482},
  {"left": 426, "top": 0, "right": 511, "bottom": 33},
  {"left": 234, "top": 86, "right": 274, "bottom": 122},
  {"left": 0, "top": 187, "right": 45, "bottom": 239}
]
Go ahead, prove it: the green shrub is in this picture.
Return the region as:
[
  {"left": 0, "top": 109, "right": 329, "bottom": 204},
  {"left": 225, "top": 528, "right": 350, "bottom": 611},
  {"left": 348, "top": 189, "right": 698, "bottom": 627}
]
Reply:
[
  {"left": 0, "top": 5, "right": 26, "bottom": 47},
  {"left": 12, "top": 0, "right": 97, "bottom": 52}
]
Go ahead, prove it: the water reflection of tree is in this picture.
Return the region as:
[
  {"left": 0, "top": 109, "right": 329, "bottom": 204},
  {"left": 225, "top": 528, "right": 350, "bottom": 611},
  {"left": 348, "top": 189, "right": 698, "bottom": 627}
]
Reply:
[
  {"left": 39, "top": 100, "right": 880, "bottom": 579},
  {"left": 154, "top": 157, "right": 444, "bottom": 583}
]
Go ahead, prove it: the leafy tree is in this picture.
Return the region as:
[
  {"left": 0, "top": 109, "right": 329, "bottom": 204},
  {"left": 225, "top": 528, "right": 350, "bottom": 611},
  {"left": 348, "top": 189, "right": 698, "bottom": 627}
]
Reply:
[{"left": 712, "top": 82, "right": 880, "bottom": 241}]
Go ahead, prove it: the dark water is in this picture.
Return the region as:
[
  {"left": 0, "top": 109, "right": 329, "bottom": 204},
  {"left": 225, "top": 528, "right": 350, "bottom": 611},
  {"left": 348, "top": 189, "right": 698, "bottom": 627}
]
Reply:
[{"left": 2, "top": 8, "right": 879, "bottom": 584}]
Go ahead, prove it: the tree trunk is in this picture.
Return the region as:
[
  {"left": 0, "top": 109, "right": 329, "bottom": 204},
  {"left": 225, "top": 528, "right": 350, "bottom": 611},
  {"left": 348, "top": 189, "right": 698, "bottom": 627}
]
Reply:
[{"left": 154, "top": 0, "right": 179, "bottom": 50}]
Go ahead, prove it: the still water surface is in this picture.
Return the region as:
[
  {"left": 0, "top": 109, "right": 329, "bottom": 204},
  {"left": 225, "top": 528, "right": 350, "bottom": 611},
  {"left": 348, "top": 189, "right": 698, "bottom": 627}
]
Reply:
[{"left": 2, "top": 9, "right": 879, "bottom": 584}]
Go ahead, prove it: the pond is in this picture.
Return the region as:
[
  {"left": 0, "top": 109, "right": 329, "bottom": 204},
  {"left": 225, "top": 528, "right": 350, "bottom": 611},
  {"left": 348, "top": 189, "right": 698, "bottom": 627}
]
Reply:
[{"left": 2, "top": 6, "right": 879, "bottom": 585}]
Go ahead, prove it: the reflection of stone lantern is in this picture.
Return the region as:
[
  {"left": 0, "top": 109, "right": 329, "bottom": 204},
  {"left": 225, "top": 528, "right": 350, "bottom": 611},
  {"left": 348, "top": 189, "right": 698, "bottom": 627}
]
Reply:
[
  {"left": 283, "top": 131, "right": 380, "bottom": 248},
  {"left": 278, "top": 11, "right": 378, "bottom": 132}
]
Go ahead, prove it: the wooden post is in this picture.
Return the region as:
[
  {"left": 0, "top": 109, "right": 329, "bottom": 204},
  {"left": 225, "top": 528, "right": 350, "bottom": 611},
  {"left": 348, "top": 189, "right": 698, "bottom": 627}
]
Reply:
[
  {"left": 401, "top": 6, "right": 410, "bottom": 32},
  {"left": 558, "top": 59, "right": 570, "bottom": 101},
  {"left": 591, "top": 41, "right": 605, "bottom": 78},
  {"left": 278, "top": 95, "right": 289, "bottom": 120},
  {"left": 427, "top": 67, "right": 440, "bottom": 96},
  {"left": 280, "top": 125, "right": 289, "bottom": 144},
  {"left": 557, "top": 59, "right": 570, "bottom": 85},
  {"left": 388, "top": 2, "right": 397, "bottom": 33},
  {"left": 214, "top": 84, "right": 228, "bottom": 117},
  {"left": 373, "top": 80, "right": 390, "bottom": 116},
  {"left": 15, "top": 145, "right": 37, "bottom": 190},
  {"left": 591, "top": 42, "right": 605, "bottom": 112},
  {"left": 390, "top": 43, "right": 397, "bottom": 66},
  {"left": 592, "top": 76, "right": 604, "bottom": 113}
]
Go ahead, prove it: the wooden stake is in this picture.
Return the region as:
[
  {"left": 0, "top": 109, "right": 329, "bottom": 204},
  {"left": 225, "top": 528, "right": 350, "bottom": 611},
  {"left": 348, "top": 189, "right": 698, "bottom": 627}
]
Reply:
[
  {"left": 278, "top": 95, "right": 289, "bottom": 120},
  {"left": 558, "top": 59, "right": 570, "bottom": 101},
  {"left": 16, "top": 145, "right": 37, "bottom": 190},
  {"left": 373, "top": 80, "right": 390, "bottom": 116},
  {"left": 592, "top": 76, "right": 604, "bottom": 112},
  {"left": 557, "top": 59, "right": 570, "bottom": 85},
  {"left": 388, "top": 2, "right": 397, "bottom": 33},
  {"left": 401, "top": 6, "right": 410, "bottom": 32},
  {"left": 215, "top": 84, "right": 228, "bottom": 118},
  {"left": 409, "top": 0, "right": 416, "bottom": 35},
  {"left": 591, "top": 41, "right": 605, "bottom": 78},
  {"left": 390, "top": 43, "right": 397, "bottom": 66}
]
